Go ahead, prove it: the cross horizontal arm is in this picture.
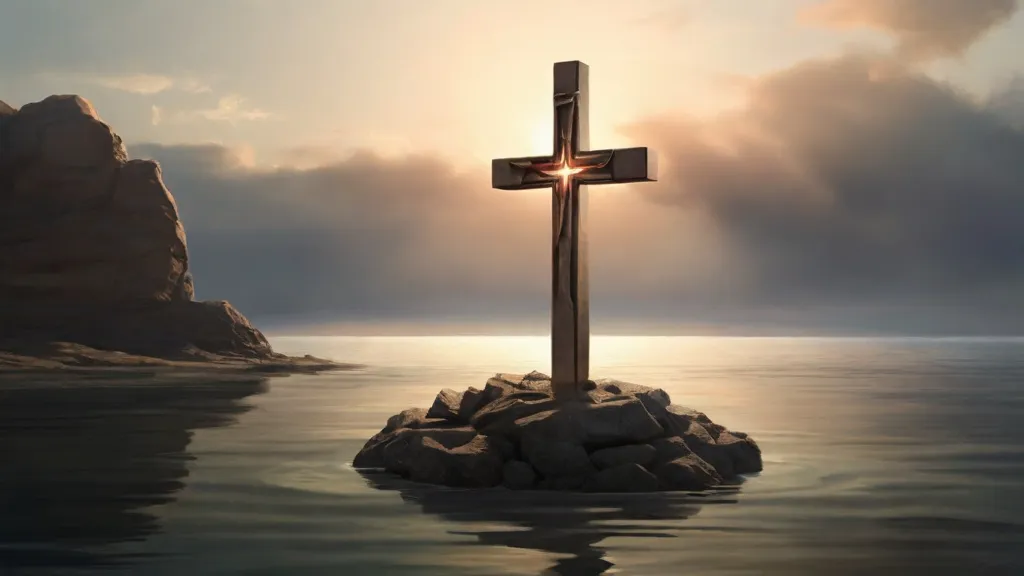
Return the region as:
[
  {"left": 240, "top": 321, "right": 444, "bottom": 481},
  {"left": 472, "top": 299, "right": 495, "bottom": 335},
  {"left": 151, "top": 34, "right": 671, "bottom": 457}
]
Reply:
[
  {"left": 491, "top": 147, "right": 658, "bottom": 190},
  {"left": 492, "top": 156, "right": 554, "bottom": 190},
  {"left": 576, "top": 147, "right": 658, "bottom": 186}
]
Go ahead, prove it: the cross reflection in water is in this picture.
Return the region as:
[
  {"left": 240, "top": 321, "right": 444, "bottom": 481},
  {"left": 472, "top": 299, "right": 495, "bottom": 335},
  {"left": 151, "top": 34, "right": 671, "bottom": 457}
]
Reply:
[{"left": 361, "top": 471, "right": 743, "bottom": 576}]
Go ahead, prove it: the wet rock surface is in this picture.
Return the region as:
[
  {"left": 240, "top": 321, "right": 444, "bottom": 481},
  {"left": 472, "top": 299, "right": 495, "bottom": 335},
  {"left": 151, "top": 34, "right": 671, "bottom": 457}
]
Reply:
[{"left": 353, "top": 372, "right": 763, "bottom": 492}]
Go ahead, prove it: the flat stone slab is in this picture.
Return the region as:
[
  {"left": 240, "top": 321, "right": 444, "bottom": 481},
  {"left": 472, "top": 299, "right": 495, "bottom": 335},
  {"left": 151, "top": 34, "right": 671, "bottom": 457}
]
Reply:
[{"left": 353, "top": 372, "right": 763, "bottom": 492}]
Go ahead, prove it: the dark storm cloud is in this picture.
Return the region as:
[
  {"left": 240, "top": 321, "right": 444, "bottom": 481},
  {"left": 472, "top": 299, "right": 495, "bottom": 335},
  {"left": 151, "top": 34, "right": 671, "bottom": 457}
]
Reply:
[
  {"left": 136, "top": 143, "right": 720, "bottom": 322},
  {"left": 133, "top": 144, "right": 554, "bottom": 318},
  {"left": 802, "top": 0, "right": 1020, "bottom": 60},
  {"left": 989, "top": 76, "right": 1024, "bottom": 128},
  {"left": 133, "top": 55, "right": 1024, "bottom": 334},
  {"left": 626, "top": 55, "right": 1024, "bottom": 311}
]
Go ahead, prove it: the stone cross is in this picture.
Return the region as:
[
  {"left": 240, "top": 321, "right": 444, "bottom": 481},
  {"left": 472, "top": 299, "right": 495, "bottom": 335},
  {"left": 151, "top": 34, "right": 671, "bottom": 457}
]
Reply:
[{"left": 492, "top": 61, "right": 658, "bottom": 400}]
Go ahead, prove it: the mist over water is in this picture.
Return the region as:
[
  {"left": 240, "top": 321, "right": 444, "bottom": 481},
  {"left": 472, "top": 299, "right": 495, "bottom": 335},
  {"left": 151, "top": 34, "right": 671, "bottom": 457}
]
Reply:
[{"left": 2, "top": 336, "right": 1023, "bottom": 575}]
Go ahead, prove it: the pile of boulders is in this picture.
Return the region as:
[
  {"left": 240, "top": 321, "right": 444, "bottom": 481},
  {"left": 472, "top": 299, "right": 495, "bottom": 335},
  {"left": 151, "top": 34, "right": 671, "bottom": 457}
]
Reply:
[{"left": 353, "top": 371, "right": 762, "bottom": 492}]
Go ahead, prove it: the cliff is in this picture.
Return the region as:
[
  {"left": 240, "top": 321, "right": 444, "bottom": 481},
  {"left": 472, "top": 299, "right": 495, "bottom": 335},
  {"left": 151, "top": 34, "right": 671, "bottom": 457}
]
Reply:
[{"left": 0, "top": 95, "right": 338, "bottom": 372}]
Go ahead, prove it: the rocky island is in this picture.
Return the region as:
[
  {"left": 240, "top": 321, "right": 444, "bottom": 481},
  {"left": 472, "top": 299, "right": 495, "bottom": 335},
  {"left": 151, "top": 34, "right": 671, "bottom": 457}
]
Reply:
[
  {"left": 355, "top": 372, "right": 762, "bottom": 492},
  {"left": 0, "top": 95, "right": 341, "bottom": 373}
]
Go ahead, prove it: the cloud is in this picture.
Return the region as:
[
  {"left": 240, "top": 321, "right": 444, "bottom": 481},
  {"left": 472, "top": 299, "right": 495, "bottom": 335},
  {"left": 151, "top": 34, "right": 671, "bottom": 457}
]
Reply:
[
  {"left": 91, "top": 73, "right": 175, "bottom": 95},
  {"left": 989, "top": 76, "right": 1024, "bottom": 128},
  {"left": 39, "top": 75, "right": 270, "bottom": 128},
  {"left": 801, "top": 0, "right": 1020, "bottom": 60},
  {"left": 157, "top": 95, "right": 274, "bottom": 125},
  {"left": 196, "top": 95, "right": 272, "bottom": 122},
  {"left": 175, "top": 77, "right": 212, "bottom": 94},
  {"left": 129, "top": 55, "right": 1024, "bottom": 334},
  {"left": 131, "top": 142, "right": 720, "bottom": 325},
  {"left": 37, "top": 72, "right": 212, "bottom": 95},
  {"left": 624, "top": 54, "right": 1024, "bottom": 317}
]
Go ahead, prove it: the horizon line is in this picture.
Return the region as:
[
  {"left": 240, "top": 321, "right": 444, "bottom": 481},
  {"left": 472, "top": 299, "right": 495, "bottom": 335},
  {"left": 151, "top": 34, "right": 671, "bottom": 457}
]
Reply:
[{"left": 267, "top": 332, "right": 1024, "bottom": 340}]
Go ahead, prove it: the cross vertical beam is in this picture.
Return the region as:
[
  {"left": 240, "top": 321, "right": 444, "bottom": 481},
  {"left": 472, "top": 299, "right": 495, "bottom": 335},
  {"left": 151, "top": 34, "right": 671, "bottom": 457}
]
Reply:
[
  {"left": 491, "top": 61, "right": 658, "bottom": 401},
  {"left": 551, "top": 61, "right": 589, "bottom": 399}
]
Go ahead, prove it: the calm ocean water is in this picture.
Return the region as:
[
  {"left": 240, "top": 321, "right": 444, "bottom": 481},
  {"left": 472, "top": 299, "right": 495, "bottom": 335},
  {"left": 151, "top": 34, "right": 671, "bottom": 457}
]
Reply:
[{"left": 2, "top": 336, "right": 1024, "bottom": 575}]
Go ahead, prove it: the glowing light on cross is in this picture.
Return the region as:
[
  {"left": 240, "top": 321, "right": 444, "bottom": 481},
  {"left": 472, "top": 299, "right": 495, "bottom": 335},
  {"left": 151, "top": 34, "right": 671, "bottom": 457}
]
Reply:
[{"left": 491, "top": 61, "right": 658, "bottom": 400}]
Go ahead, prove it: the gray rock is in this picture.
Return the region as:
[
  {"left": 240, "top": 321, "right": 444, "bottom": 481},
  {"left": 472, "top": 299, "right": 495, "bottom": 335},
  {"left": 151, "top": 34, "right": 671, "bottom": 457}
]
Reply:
[
  {"left": 458, "top": 386, "right": 487, "bottom": 421},
  {"left": 478, "top": 372, "right": 554, "bottom": 407},
  {"left": 521, "top": 438, "right": 594, "bottom": 479},
  {"left": 351, "top": 438, "right": 390, "bottom": 468},
  {"left": 654, "top": 455, "right": 722, "bottom": 491},
  {"left": 353, "top": 425, "right": 477, "bottom": 469},
  {"left": 0, "top": 99, "right": 14, "bottom": 147},
  {"left": 426, "top": 388, "right": 463, "bottom": 421},
  {"left": 589, "top": 444, "right": 656, "bottom": 470},
  {"left": 502, "top": 460, "right": 537, "bottom": 490},
  {"left": 595, "top": 380, "right": 672, "bottom": 410},
  {"left": 2, "top": 300, "right": 274, "bottom": 359},
  {"left": 650, "top": 430, "right": 762, "bottom": 481},
  {"left": 521, "top": 370, "right": 549, "bottom": 382},
  {"left": 518, "top": 371, "right": 553, "bottom": 393},
  {"left": 729, "top": 437, "right": 763, "bottom": 475},
  {"left": 587, "top": 380, "right": 672, "bottom": 421},
  {"left": 583, "top": 463, "right": 660, "bottom": 493},
  {"left": 692, "top": 430, "right": 763, "bottom": 477},
  {"left": 0, "top": 94, "right": 287, "bottom": 361},
  {"left": 516, "top": 398, "right": 664, "bottom": 449},
  {"left": 470, "top": 392, "right": 556, "bottom": 437},
  {"left": 672, "top": 404, "right": 714, "bottom": 424},
  {"left": 380, "top": 432, "right": 422, "bottom": 474},
  {"left": 404, "top": 435, "right": 504, "bottom": 488},
  {"left": 582, "top": 389, "right": 620, "bottom": 404},
  {"left": 381, "top": 427, "right": 482, "bottom": 475},
  {"left": 680, "top": 420, "right": 734, "bottom": 477},
  {"left": 703, "top": 422, "right": 727, "bottom": 440},
  {"left": 671, "top": 419, "right": 765, "bottom": 478},
  {"left": 484, "top": 373, "right": 525, "bottom": 395},
  {"left": 657, "top": 404, "right": 714, "bottom": 437},
  {"left": 0, "top": 100, "right": 15, "bottom": 168},
  {"left": 477, "top": 377, "right": 517, "bottom": 408},
  {"left": 0, "top": 95, "right": 183, "bottom": 302},
  {"left": 681, "top": 418, "right": 717, "bottom": 446},
  {"left": 690, "top": 445, "right": 734, "bottom": 477},
  {"left": 353, "top": 373, "right": 763, "bottom": 492},
  {"left": 487, "top": 434, "right": 518, "bottom": 461},
  {"left": 492, "top": 373, "right": 527, "bottom": 386},
  {"left": 651, "top": 436, "right": 694, "bottom": 465},
  {"left": 385, "top": 408, "right": 430, "bottom": 432}
]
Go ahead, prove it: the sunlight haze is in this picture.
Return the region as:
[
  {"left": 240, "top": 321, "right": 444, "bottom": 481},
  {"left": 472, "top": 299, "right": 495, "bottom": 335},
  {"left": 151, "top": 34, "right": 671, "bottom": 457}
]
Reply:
[
  {"left": 3, "top": 0, "right": 1023, "bottom": 335},
  {"left": 7, "top": 0, "right": 1022, "bottom": 166}
]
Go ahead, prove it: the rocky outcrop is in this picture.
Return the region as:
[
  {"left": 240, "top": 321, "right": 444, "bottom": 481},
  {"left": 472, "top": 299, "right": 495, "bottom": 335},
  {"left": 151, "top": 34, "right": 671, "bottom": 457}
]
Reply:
[
  {"left": 353, "top": 372, "right": 763, "bottom": 492},
  {"left": 0, "top": 95, "right": 190, "bottom": 303},
  {"left": 0, "top": 95, "right": 320, "bottom": 365},
  {"left": 0, "top": 299, "right": 272, "bottom": 359}
]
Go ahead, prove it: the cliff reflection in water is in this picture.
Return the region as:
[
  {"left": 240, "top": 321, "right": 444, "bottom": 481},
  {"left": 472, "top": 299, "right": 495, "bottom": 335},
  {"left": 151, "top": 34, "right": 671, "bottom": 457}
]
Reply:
[
  {"left": 0, "top": 375, "right": 267, "bottom": 570},
  {"left": 363, "top": 471, "right": 741, "bottom": 576}
]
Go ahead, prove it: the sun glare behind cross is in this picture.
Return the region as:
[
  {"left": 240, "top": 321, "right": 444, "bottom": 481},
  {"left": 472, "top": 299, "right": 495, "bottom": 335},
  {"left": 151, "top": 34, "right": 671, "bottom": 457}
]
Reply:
[
  {"left": 543, "top": 163, "right": 586, "bottom": 185},
  {"left": 509, "top": 139, "right": 614, "bottom": 189}
]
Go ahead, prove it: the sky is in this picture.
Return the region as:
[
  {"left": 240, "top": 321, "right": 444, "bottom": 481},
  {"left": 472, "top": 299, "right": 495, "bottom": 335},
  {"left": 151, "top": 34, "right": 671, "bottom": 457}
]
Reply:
[{"left": 2, "top": 0, "right": 1024, "bottom": 335}]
